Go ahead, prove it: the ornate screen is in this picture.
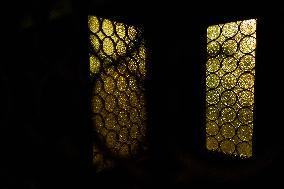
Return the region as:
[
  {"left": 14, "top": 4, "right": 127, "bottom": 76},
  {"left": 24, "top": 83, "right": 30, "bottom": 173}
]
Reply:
[
  {"left": 206, "top": 19, "right": 256, "bottom": 158},
  {"left": 88, "top": 16, "right": 148, "bottom": 172}
]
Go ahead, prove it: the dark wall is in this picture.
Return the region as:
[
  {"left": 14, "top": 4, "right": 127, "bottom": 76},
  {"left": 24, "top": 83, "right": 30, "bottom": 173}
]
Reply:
[
  {"left": 1, "top": 0, "right": 284, "bottom": 188},
  {"left": 2, "top": 1, "right": 90, "bottom": 188}
]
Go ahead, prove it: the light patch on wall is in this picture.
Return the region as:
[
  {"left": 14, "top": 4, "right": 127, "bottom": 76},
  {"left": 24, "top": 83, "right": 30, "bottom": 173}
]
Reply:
[{"left": 88, "top": 15, "right": 148, "bottom": 172}]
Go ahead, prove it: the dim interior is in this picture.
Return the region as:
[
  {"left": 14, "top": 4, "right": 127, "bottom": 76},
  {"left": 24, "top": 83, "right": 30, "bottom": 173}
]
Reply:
[{"left": 2, "top": 1, "right": 284, "bottom": 188}]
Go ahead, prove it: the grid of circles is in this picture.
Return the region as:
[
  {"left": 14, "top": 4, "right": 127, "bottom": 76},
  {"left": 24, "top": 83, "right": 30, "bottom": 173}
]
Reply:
[
  {"left": 88, "top": 16, "right": 148, "bottom": 172},
  {"left": 206, "top": 19, "right": 256, "bottom": 158},
  {"left": 88, "top": 16, "right": 145, "bottom": 78}
]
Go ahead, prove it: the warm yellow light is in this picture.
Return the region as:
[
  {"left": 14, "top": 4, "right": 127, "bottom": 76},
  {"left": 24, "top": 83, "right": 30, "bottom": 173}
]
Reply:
[
  {"left": 88, "top": 15, "right": 148, "bottom": 172},
  {"left": 206, "top": 19, "right": 256, "bottom": 158}
]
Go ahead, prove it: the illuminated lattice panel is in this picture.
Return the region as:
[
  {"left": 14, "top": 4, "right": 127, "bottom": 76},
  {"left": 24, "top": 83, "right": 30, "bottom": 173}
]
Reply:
[
  {"left": 88, "top": 16, "right": 148, "bottom": 172},
  {"left": 206, "top": 19, "right": 257, "bottom": 158}
]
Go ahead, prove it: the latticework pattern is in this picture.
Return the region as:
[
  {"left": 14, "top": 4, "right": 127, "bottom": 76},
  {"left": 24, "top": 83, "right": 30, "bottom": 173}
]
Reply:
[
  {"left": 206, "top": 19, "right": 256, "bottom": 158},
  {"left": 88, "top": 16, "right": 148, "bottom": 172}
]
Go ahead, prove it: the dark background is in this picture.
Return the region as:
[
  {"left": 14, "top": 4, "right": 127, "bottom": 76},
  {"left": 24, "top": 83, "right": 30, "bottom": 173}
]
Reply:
[{"left": 1, "top": 0, "right": 284, "bottom": 188}]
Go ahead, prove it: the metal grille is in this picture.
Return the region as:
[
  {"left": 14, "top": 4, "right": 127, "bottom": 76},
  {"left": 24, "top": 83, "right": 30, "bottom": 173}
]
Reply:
[
  {"left": 206, "top": 19, "right": 256, "bottom": 158},
  {"left": 88, "top": 16, "right": 148, "bottom": 172}
]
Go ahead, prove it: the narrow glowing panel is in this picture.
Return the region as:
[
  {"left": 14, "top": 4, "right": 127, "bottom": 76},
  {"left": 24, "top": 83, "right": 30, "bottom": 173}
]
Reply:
[
  {"left": 88, "top": 16, "right": 148, "bottom": 172},
  {"left": 206, "top": 19, "right": 256, "bottom": 158}
]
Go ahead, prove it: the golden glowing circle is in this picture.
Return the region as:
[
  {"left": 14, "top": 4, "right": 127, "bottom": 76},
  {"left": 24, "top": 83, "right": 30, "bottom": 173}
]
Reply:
[
  {"left": 237, "top": 142, "right": 252, "bottom": 157},
  {"left": 238, "top": 90, "right": 254, "bottom": 106},
  {"left": 240, "top": 36, "right": 256, "bottom": 53},
  {"left": 129, "top": 76, "right": 138, "bottom": 91},
  {"left": 130, "top": 124, "right": 140, "bottom": 139},
  {"left": 139, "top": 59, "right": 146, "bottom": 77},
  {"left": 128, "top": 58, "right": 138, "bottom": 74},
  {"left": 206, "top": 90, "right": 220, "bottom": 105},
  {"left": 237, "top": 125, "right": 253, "bottom": 141},
  {"left": 116, "top": 40, "right": 127, "bottom": 56},
  {"left": 240, "top": 19, "right": 256, "bottom": 35},
  {"left": 130, "top": 92, "right": 140, "bottom": 108},
  {"left": 139, "top": 45, "right": 147, "bottom": 60},
  {"left": 220, "top": 140, "right": 235, "bottom": 154},
  {"left": 222, "top": 22, "right": 238, "bottom": 38},
  {"left": 207, "top": 41, "right": 221, "bottom": 57},
  {"left": 104, "top": 76, "right": 115, "bottom": 94},
  {"left": 222, "top": 39, "right": 238, "bottom": 55},
  {"left": 221, "top": 107, "right": 236, "bottom": 123},
  {"left": 94, "top": 79, "right": 103, "bottom": 95},
  {"left": 206, "top": 105, "right": 219, "bottom": 121},
  {"left": 130, "top": 108, "right": 140, "bottom": 123},
  {"left": 105, "top": 94, "right": 116, "bottom": 112},
  {"left": 92, "top": 95, "right": 103, "bottom": 113},
  {"left": 117, "top": 76, "right": 128, "bottom": 91},
  {"left": 105, "top": 113, "right": 118, "bottom": 130},
  {"left": 238, "top": 73, "right": 254, "bottom": 89},
  {"left": 221, "top": 123, "right": 235, "bottom": 139},
  {"left": 88, "top": 16, "right": 100, "bottom": 33},
  {"left": 221, "top": 90, "right": 237, "bottom": 106},
  {"left": 118, "top": 93, "right": 129, "bottom": 110},
  {"left": 207, "top": 25, "right": 221, "bottom": 40},
  {"left": 102, "top": 19, "right": 114, "bottom": 36},
  {"left": 206, "top": 121, "right": 219, "bottom": 136},
  {"left": 90, "top": 55, "right": 101, "bottom": 74},
  {"left": 206, "top": 136, "right": 218, "bottom": 151},
  {"left": 118, "top": 110, "right": 130, "bottom": 127},
  {"left": 90, "top": 34, "right": 101, "bottom": 52},
  {"left": 128, "top": 26, "right": 137, "bottom": 41},
  {"left": 119, "top": 127, "right": 129, "bottom": 143},
  {"left": 103, "top": 37, "right": 114, "bottom": 56},
  {"left": 207, "top": 58, "right": 220, "bottom": 73},
  {"left": 221, "top": 73, "right": 237, "bottom": 89},
  {"left": 116, "top": 22, "right": 126, "bottom": 39},
  {"left": 239, "top": 55, "right": 255, "bottom": 71},
  {"left": 238, "top": 108, "right": 253, "bottom": 124},
  {"left": 221, "top": 57, "right": 237, "bottom": 73},
  {"left": 206, "top": 73, "right": 220, "bottom": 89}
]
